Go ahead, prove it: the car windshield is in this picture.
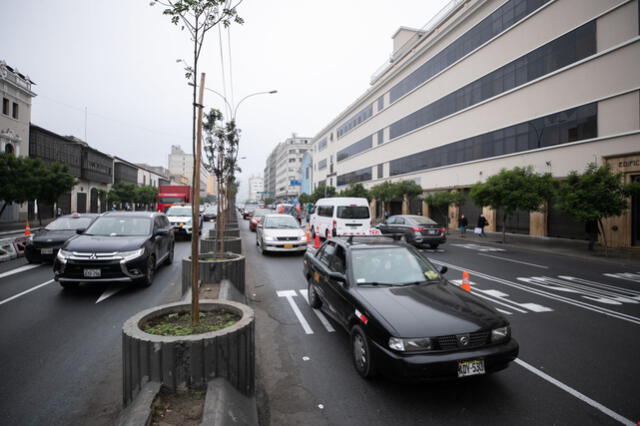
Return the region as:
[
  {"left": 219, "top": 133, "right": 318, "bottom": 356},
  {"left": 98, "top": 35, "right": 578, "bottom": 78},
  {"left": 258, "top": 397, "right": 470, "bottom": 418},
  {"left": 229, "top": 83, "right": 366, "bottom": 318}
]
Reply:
[
  {"left": 337, "top": 206, "right": 370, "bottom": 219},
  {"left": 45, "top": 217, "right": 93, "bottom": 230},
  {"left": 263, "top": 216, "right": 299, "bottom": 229},
  {"left": 254, "top": 209, "right": 271, "bottom": 218},
  {"left": 85, "top": 217, "right": 152, "bottom": 236},
  {"left": 351, "top": 247, "right": 440, "bottom": 285},
  {"left": 158, "top": 197, "right": 184, "bottom": 203},
  {"left": 408, "top": 216, "right": 437, "bottom": 225},
  {"left": 166, "top": 206, "right": 192, "bottom": 216}
]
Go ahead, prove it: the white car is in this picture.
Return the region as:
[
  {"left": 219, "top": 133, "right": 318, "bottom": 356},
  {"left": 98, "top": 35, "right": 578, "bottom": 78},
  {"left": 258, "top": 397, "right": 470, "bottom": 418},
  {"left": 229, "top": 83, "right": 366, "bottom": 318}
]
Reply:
[
  {"left": 256, "top": 214, "right": 307, "bottom": 254},
  {"left": 310, "top": 197, "right": 371, "bottom": 239},
  {"left": 166, "top": 205, "right": 202, "bottom": 239}
]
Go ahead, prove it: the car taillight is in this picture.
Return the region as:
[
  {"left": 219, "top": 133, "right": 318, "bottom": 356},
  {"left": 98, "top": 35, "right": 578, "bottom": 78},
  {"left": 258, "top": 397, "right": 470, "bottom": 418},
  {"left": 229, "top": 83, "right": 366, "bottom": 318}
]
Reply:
[
  {"left": 439, "top": 227, "right": 446, "bottom": 233},
  {"left": 412, "top": 227, "right": 424, "bottom": 232},
  {"left": 332, "top": 220, "right": 337, "bottom": 228}
]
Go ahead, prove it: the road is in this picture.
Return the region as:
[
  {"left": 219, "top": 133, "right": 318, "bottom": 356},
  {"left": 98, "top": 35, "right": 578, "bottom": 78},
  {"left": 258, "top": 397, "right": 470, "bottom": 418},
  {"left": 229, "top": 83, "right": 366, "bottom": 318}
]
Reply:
[
  {"left": 243, "top": 222, "right": 640, "bottom": 425},
  {"left": 0, "top": 222, "right": 215, "bottom": 426}
]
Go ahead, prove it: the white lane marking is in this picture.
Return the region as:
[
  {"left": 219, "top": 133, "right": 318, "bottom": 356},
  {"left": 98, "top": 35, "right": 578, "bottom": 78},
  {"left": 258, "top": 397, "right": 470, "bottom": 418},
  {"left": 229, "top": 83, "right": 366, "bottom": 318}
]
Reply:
[
  {"left": 515, "top": 359, "right": 635, "bottom": 426},
  {"left": 559, "top": 276, "right": 640, "bottom": 299},
  {"left": 477, "top": 253, "right": 549, "bottom": 269},
  {"left": 299, "top": 289, "right": 336, "bottom": 332},
  {"left": 450, "top": 280, "right": 546, "bottom": 314},
  {"left": 518, "top": 276, "right": 638, "bottom": 306},
  {"left": 451, "top": 243, "right": 505, "bottom": 252},
  {"left": 0, "top": 279, "right": 54, "bottom": 306},
  {"left": 430, "top": 259, "right": 640, "bottom": 325},
  {"left": 604, "top": 272, "right": 640, "bottom": 283},
  {"left": 495, "top": 308, "right": 512, "bottom": 315},
  {"left": 96, "top": 283, "right": 130, "bottom": 304},
  {"left": 0, "top": 263, "right": 41, "bottom": 280},
  {"left": 277, "top": 290, "right": 313, "bottom": 334}
]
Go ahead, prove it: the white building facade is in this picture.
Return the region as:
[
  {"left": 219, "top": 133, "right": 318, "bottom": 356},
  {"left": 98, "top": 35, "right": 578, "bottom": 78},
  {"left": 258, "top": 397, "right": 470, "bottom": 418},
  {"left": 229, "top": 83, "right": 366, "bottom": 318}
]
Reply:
[
  {"left": 167, "top": 144, "right": 210, "bottom": 195},
  {"left": 247, "top": 175, "right": 264, "bottom": 201},
  {"left": 312, "top": 0, "right": 640, "bottom": 247},
  {"left": 274, "top": 135, "right": 311, "bottom": 200}
]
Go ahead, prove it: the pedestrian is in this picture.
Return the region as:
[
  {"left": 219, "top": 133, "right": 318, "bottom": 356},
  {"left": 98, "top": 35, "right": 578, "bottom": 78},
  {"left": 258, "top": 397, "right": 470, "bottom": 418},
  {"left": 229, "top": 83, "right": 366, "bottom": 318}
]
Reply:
[
  {"left": 56, "top": 207, "right": 63, "bottom": 217},
  {"left": 458, "top": 214, "right": 468, "bottom": 237},
  {"left": 384, "top": 208, "right": 391, "bottom": 220},
  {"left": 476, "top": 214, "right": 488, "bottom": 237},
  {"left": 585, "top": 219, "right": 599, "bottom": 251}
]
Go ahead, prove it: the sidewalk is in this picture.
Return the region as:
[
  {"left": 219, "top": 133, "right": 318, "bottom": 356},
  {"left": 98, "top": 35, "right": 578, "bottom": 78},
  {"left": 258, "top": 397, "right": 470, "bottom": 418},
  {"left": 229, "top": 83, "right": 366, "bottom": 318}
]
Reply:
[{"left": 448, "top": 230, "right": 640, "bottom": 266}]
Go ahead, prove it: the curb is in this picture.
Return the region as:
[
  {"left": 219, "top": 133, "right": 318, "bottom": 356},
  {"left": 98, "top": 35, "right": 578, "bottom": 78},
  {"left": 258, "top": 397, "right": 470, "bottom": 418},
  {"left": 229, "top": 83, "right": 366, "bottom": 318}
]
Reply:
[
  {"left": 115, "top": 381, "right": 161, "bottom": 426},
  {"left": 201, "top": 378, "right": 258, "bottom": 426}
]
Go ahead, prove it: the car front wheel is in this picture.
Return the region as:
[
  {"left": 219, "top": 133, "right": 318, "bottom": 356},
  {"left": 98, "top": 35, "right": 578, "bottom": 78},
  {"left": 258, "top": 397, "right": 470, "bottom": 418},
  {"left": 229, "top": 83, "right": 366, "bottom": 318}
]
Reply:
[
  {"left": 351, "top": 325, "right": 377, "bottom": 379},
  {"left": 164, "top": 244, "right": 174, "bottom": 265},
  {"left": 308, "top": 279, "right": 322, "bottom": 309},
  {"left": 139, "top": 255, "right": 155, "bottom": 287}
]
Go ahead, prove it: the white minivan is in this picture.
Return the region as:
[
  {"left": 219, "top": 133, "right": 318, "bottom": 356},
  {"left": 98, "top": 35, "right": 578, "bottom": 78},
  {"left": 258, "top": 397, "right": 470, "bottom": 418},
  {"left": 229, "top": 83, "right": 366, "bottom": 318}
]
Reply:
[{"left": 310, "top": 197, "right": 371, "bottom": 238}]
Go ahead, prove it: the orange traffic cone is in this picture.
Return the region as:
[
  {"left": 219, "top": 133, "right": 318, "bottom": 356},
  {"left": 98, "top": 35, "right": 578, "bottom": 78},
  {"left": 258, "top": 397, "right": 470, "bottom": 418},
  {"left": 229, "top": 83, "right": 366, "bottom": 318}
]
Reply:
[
  {"left": 461, "top": 271, "right": 471, "bottom": 292},
  {"left": 305, "top": 224, "right": 311, "bottom": 243},
  {"left": 313, "top": 227, "right": 321, "bottom": 249},
  {"left": 24, "top": 221, "right": 31, "bottom": 237}
]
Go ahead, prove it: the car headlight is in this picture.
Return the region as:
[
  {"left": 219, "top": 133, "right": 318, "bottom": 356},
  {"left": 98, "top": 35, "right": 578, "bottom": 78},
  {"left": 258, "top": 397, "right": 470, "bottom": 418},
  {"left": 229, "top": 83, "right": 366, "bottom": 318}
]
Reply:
[
  {"left": 491, "top": 326, "right": 511, "bottom": 343},
  {"left": 119, "top": 248, "right": 145, "bottom": 262},
  {"left": 388, "top": 337, "right": 433, "bottom": 352},
  {"left": 57, "top": 249, "right": 71, "bottom": 262},
  {"left": 264, "top": 235, "right": 276, "bottom": 242}
]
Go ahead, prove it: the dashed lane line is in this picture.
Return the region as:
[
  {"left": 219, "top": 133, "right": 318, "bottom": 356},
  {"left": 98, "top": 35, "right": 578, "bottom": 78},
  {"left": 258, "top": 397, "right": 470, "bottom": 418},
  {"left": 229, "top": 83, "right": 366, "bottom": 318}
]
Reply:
[
  {"left": 477, "top": 253, "right": 549, "bottom": 269},
  {"left": 0, "top": 263, "right": 41, "bottom": 280},
  {"left": 515, "top": 359, "right": 635, "bottom": 426},
  {"left": 298, "top": 289, "right": 336, "bottom": 332},
  {"left": 0, "top": 279, "right": 54, "bottom": 306},
  {"left": 277, "top": 290, "right": 313, "bottom": 334}
]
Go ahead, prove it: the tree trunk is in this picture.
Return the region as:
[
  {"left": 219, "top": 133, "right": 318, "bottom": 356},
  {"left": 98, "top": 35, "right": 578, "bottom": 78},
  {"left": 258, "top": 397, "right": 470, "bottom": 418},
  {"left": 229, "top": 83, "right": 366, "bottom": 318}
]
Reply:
[
  {"left": 502, "top": 212, "right": 507, "bottom": 243},
  {"left": 0, "top": 202, "right": 8, "bottom": 218},
  {"left": 37, "top": 201, "right": 42, "bottom": 226},
  {"left": 190, "top": 21, "right": 200, "bottom": 325},
  {"left": 598, "top": 218, "right": 608, "bottom": 257}
]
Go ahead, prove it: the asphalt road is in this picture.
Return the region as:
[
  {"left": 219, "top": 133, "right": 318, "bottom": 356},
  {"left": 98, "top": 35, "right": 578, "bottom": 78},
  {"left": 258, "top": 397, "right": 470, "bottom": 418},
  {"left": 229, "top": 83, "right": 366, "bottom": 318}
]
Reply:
[
  {"left": 0, "top": 222, "right": 215, "bottom": 426},
  {"left": 243, "top": 222, "right": 640, "bottom": 426}
]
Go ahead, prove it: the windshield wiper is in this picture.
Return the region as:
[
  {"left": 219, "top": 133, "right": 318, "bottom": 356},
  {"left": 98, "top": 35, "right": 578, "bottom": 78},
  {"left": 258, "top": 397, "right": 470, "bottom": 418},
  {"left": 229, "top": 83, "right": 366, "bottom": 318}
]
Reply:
[{"left": 358, "top": 282, "right": 394, "bottom": 287}]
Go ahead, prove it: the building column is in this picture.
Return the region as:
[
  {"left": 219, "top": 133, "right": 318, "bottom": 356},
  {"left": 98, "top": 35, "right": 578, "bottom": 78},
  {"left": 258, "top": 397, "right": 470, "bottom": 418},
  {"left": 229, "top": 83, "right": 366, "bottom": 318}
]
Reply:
[
  {"left": 448, "top": 204, "right": 460, "bottom": 231},
  {"left": 422, "top": 201, "right": 430, "bottom": 218},
  {"left": 483, "top": 207, "right": 497, "bottom": 232},
  {"left": 370, "top": 199, "right": 377, "bottom": 222},
  {"left": 402, "top": 196, "right": 409, "bottom": 215},
  {"left": 529, "top": 204, "right": 548, "bottom": 237}
]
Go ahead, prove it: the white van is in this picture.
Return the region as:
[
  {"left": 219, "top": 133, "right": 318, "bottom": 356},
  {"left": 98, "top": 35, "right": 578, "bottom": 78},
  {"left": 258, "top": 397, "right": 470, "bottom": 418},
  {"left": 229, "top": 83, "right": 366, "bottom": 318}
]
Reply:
[{"left": 310, "top": 197, "right": 371, "bottom": 238}]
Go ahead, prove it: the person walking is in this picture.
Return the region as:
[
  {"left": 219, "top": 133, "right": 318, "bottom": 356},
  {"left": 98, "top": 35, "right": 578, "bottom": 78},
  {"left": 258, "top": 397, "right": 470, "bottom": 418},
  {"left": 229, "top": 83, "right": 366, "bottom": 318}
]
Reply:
[
  {"left": 458, "top": 214, "right": 468, "bottom": 237},
  {"left": 585, "top": 219, "right": 599, "bottom": 251},
  {"left": 477, "top": 214, "right": 488, "bottom": 237}
]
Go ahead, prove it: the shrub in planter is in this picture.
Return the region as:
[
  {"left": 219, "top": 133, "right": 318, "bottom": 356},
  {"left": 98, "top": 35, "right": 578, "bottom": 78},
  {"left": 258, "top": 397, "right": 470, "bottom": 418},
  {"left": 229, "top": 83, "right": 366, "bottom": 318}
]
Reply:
[
  {"left": 122, "top": 300, "right": 255, "bottom": 406},
  {"left": 201, "top": 236, "right": 242, "bottom": 254},
  {"left": 182, "top": 252, "right": 245, "bottom": 294}
]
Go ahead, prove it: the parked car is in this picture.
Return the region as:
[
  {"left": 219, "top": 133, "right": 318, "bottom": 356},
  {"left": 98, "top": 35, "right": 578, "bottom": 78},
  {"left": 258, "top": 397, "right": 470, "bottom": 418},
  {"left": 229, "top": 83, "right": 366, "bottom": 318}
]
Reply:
[
  {"left": 309, "top": 197, "right": 371, "bottom": 239},
  {"left": 256, "top": 214, "right": 306, "bottom": 254},
  {"left": 53, "top": 211, "right": 174, "bottom": 288},
  {"left": 166, "top": 205, "right": 202, "bottom": 239},
  {"left": 249, "top": 208, "right": 273, "bottom": 232},
  {"left": 203, "top": 205, "right": 218, "bottom": 221},
  {"left": 303, "top": 236, "right": 518, "bottom": 380},
  {"left": 242, "top": 203, "right": 259, "bottom": 219},
  {"left": 377, "top": 215, "right": 447, "bottom": 249},
  {"left": 25, "top": 213, "right": 99, "bottom": 263}
]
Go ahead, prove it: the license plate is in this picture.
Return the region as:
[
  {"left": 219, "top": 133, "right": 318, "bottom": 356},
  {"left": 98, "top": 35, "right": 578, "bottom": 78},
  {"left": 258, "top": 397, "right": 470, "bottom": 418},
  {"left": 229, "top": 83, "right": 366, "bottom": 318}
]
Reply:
[
  {"left": 84, "top": 268, "right": 101, "bottom": 278},
  {"left": 283, "top": 244, "right": 293, "bottom": 249},
  {"left": 428, "top": 229, "right": 437, "bottom": 235},
  {"left": 41, "top": 248, "right": 53, "bottom": 254},
  {"left": 457, "top": 359, "right": 485, "bottom": 377}
]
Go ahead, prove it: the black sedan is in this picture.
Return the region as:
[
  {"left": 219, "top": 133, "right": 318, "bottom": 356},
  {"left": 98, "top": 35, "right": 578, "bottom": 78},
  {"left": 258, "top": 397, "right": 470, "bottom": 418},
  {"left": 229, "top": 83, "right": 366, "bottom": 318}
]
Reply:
[
  {"left": 303, "top": 236, "right": 518, "bottom": 380},
  {"left": 53, "top": 211, "right": 174, "bottom": 289},
  {"left": 25, "top": 213, "right": 98, "bottom": 263},
  {"left": 377, "top": 215, "right": 446, "bottom": 249}
]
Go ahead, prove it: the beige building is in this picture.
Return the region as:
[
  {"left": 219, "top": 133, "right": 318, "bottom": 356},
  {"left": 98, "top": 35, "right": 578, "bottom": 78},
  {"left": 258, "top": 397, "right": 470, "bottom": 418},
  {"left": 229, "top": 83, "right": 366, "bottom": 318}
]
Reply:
[
  {"left": 273, "top": 134, "right": 311, "bottom": 200},
  {"left": 1, "top": 60, "right": 36, "bottom": 221},
  {"left": 167, "top": 144, "right": 210, "bottom": 195},
  {"left": 312, "top": 0, "right": 640, "bottom": 248}
]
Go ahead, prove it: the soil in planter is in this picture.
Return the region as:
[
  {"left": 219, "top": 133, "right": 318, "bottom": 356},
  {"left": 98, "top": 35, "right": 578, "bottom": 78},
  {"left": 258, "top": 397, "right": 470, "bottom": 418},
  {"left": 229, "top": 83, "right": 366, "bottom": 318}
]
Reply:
[
  {"left": 150, "top": 386, "right": 205, "bottom": 426},
  {"left": 143, "top": 310, "right": 240, "bottom": 336}
]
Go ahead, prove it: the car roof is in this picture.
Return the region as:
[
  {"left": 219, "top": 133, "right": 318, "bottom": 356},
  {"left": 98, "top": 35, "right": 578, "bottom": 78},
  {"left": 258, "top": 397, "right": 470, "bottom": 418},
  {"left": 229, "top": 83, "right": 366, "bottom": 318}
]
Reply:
[
  {"left": 263, "top": 213, "right": 296, "bottom": 218},
  {"left": 101, "top": 211, "right": 161, "bottom": 218},
  {"left": 334, "top": 235, "right": 408, "bottom": 249},
  {"left": 60, "top": 213, "right": 99, "bottom": 218},
  {"left": 315, "top": 197, "right": 368, "bottom": 205}
]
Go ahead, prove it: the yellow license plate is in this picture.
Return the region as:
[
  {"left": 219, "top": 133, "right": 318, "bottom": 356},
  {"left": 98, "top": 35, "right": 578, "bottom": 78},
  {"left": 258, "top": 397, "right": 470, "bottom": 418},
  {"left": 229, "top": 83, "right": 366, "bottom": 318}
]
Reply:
[{"left": 283, "top": 244, "right": 293, "bottom": 249}]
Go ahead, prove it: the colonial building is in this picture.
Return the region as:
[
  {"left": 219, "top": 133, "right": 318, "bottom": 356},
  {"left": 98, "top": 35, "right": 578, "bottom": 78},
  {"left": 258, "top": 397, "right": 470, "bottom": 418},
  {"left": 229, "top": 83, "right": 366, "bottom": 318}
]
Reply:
[
  {"left": 1, "top": 60, "right": 36, "bottom": 221},
  {"left": 311, "top": 0, "right": 640, "bottom": 248}
]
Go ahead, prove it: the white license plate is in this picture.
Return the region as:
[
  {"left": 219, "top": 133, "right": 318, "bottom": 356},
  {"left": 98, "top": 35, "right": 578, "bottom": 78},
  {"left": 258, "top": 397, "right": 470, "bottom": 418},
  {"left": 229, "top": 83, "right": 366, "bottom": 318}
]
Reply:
[
  {"left": 428, "top": 229, "right": 437, "bottom": 235},
  {"left": 41, "top": 248, "right": 53, "bottom": 254},
  {"left": 457, "top": 359, "right": 485, "bottom": 378},
  {"left": 84, "top": 268, "right": 101, "bottom": 278}
]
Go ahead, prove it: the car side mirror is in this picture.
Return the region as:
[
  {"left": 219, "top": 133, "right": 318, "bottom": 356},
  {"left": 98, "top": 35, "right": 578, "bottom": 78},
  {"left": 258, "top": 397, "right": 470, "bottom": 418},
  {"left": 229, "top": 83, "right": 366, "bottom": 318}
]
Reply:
[
  {"left": 439, "top": 266, "right": 448, "bottom": 275},
  {"left": 76, "top": 228, "right": 86, "bottom": 235},
  {"left": 328, "top": 271, "right": 346, "bottom": 283}
]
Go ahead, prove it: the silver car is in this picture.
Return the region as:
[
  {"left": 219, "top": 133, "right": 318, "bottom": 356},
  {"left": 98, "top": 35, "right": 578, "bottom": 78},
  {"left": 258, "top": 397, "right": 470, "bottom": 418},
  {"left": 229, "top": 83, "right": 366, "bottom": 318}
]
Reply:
[{"left": 257, "top": 214, "right": 307, "bottom": 254}]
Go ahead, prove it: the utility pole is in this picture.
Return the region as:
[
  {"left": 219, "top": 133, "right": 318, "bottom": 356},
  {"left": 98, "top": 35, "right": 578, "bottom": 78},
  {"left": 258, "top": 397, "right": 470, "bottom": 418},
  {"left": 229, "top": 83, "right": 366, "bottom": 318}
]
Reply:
[{"left": 191, "top": 72, "right": 206, "bottom": 324}]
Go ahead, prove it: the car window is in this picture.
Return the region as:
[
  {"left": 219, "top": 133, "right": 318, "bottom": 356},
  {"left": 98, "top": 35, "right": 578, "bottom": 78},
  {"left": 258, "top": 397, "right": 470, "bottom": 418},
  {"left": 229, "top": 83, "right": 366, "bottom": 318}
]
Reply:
[
  {"left": 317, "top": 206, "right": 334, "bottom": 217},
  {"left": 45, "top": 217, "right": 93, "bottom": 230},
  {"left": 166, "top": 206, "right": 192, "bottom": 216},
  {"left": 336, "top": 206, "right": 369, "bottom": 219},
  {"left": 319, "top": 241, "right": 336, "bottom": 267},
  {"left": 154, "top": 217, "right": 163, "bottom": 229},
  {"left": 86, "top": 217, "right": 152, "bottom": 236},
  {"left": 161, "top": 216, "right": 171, "bottom": 228},
  {"left": 395, "top": 217, "right": 406, "bottom": 225},
  {"left": 330, "top": 246, "right": 346, "bottom": 274},
  {"left": 263, "top": 216, "right": 299, "bottom": 229},
  {"left": 351, "top": 247, "right": 440, "bottom": 285},
  {"left": 409, "top": 216, "right": 437, "bottom": 225}
]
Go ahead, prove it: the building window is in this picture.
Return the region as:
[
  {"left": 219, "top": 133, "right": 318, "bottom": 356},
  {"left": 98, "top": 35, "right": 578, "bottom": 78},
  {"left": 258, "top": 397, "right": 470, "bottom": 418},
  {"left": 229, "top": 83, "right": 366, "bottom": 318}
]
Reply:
[
  {"left": 377, "top": 129, "right": 384, "bottom": 145},
  {"left": 377, "top": 95, "right": 384, "bottom": 112},
  {"left": 12, "top": 103, "right": 18, "bottom": 119},
  {"left": 336, "top": 104, "right": 373, "bottom": 139},
  {"left": 2, "top": 98, "right": 9, "bottom": 115},
  {"left": 5, "top": 143, "right": 14, "bottom": 155},
  {"left": 389, "top": 20, "right": 596, "bottom": 140},
  {"left": 389, "top": 102, "right": 597, "bottom": 176},
  {"left": 337, "top": 135, "right": 373, "bottom": 162},
  {"left": 318, "top": 159, "right": 327, "bottom": 170},
  {"left": 377, "top": 164, "right": 383, "bottom": 179},
  {"left": 337, "top": 166, "right": 372, "bottom": 186},
  {"left": 317, "top": 138, "right": 328, "bottom": 151}
]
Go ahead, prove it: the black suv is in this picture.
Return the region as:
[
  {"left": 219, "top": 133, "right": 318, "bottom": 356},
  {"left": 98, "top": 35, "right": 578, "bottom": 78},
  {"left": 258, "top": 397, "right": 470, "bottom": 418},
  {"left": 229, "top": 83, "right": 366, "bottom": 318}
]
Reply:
[
  {"left": 53, "top": 211, "right": 174, "bottom": 289},
  {"left": 303, "top": 236, "right": 518, "bottom": 380}
]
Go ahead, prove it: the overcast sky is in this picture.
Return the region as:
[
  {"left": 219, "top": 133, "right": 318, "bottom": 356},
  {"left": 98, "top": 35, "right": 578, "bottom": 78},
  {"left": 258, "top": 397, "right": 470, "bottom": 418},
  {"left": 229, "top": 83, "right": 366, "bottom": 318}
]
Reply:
[{"left": 1, "top": 0, "right": 449, "bottom": 199}]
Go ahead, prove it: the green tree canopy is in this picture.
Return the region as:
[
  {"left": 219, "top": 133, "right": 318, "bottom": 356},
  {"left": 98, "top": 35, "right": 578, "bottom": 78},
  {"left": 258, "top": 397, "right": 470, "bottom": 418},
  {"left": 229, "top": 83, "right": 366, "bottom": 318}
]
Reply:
[
  {"left": 369, "top": 181, "right": 396, "bottom": 205},
  {"left": 309, "top": 185, "right": 336, "bottom": 203},
  {"left": 556, "top": 163, "right": 640, "bottom": 253},
  {"left": 134, "top": 186, "right": 159, "bottom": 207},
  {"left": 395, "top": 180, "right": 423, "bottom": 200},
  {"left": 109, "top": 183, "right": 137, "bottom": 206},
  {"left": 262, "top": 196, "right": 274, "bottom": 205},
  {"left": 470, "top": 166, "right": 555, "bottom": 243},
  {"left": 36, "top": 162, "right": 77, "bottom": 221},
  {"left": 337, "top": 183, "right": 370, "bottom": 201}
]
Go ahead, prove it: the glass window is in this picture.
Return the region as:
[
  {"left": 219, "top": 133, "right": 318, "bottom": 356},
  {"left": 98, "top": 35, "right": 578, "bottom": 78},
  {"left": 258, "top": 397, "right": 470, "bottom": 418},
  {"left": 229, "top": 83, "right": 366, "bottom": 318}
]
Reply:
[
  {"left": 337, "top": 135, "right": 373, "bottom": 162},
  {"left": 337, "top": 206, "right": 370, "bottom": 219},
  {"left": 166, "top": 206, "right": 192, "bottom": 216},
  {"left": 263, "top": 215, "right": 299, "bottom": 229},
  {"left": 46, "top": 216, "right": 94, "bottom": 230},
  {"left": 86, "top": 217, "right": 152, "bottom": 236},
  {"left": 351, "top": 247, "right": 440, "bottom": 285}
]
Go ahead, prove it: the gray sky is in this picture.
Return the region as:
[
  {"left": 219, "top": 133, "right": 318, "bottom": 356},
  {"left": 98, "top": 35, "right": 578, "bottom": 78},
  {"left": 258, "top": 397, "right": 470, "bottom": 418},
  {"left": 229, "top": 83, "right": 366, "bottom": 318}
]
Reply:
[{"left": 1, "top": 0, "right": 449, "bottom": 199}]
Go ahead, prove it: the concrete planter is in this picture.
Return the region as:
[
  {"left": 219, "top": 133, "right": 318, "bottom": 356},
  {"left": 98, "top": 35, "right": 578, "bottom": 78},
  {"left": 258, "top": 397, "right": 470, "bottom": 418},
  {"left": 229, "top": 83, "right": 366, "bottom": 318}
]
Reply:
[
  {"left": 181, "top": 252, "right": 246, "bottom": 294},
  {"left": 201, "top": 236, "right": 242, "bottom": 254},
  {"left": 208, "top": 227, "right": 240, "bottom": 238},
  {"left": 122, "top": 300, "right": 255, "bottom": 406}
]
